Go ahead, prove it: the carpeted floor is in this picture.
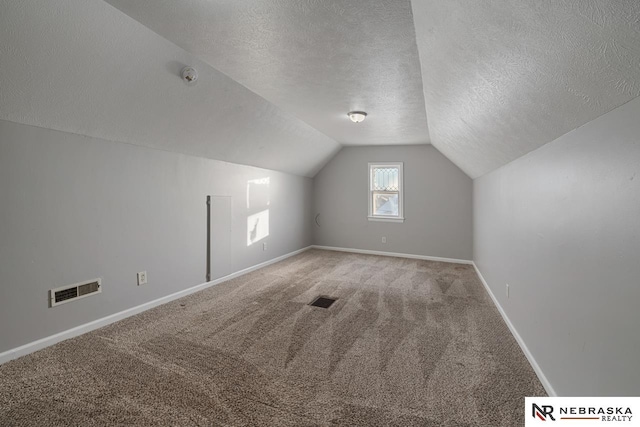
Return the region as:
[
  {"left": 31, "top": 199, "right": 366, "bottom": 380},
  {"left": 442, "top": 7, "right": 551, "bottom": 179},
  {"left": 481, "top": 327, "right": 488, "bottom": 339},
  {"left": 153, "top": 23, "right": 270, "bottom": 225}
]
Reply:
[{"left": 0, "top": 249, "right": 545, "bottom": 426}]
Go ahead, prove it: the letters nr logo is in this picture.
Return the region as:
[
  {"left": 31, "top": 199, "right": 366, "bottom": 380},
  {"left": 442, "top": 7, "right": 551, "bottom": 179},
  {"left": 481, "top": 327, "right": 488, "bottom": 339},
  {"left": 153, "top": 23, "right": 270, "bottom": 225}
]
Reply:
[{"left": 532, "top": 403, "right": 555, "bottom": 421}]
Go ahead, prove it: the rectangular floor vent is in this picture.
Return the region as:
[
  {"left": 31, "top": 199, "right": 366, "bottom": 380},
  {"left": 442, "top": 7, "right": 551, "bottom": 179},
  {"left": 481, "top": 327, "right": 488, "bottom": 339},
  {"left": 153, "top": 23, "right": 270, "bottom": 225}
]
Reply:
[
  {"left": 309, "top": 296, "right": 337, "bottom": 309},
  {"left": 50, "top": 278, "right": 101, "bottom": 307}
]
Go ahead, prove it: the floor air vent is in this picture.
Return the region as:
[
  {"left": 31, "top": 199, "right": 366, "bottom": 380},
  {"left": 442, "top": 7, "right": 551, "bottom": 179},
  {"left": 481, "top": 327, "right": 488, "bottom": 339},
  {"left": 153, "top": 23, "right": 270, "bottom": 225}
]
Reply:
[
  {"left": 50, "top": 278, "right": 102, "bottom": 307},
  {"left": 309, "top": 296, "right": 337, "bottom": 309}
]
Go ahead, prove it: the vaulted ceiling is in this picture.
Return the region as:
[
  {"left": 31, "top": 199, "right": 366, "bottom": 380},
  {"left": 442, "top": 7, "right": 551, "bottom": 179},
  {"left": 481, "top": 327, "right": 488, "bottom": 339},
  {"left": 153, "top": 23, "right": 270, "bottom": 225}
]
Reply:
[
  {"left": 103, "top": 0, "right": 430, "bottom": 147},
  {"left": 2, "top": 0, "right": 639, "bottom": 178},
  {"left": 0, "top": 0, "right": 341, "bottom": 177},
  {"left": 412, "top": 0, "right": 640, "bottom": 177}
]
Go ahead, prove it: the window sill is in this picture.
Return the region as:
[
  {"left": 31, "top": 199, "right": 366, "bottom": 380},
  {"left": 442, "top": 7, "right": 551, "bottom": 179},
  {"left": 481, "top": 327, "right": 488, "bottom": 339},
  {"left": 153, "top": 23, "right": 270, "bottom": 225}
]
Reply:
[{"left": 368, "top": 216, "right": 405, "bottom": 223}]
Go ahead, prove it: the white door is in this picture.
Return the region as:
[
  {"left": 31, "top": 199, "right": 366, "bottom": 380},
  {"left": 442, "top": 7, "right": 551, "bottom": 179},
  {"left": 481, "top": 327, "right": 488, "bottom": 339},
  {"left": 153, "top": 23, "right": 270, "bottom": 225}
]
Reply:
[{"left": 208, "top": 195, "right": 232, "bottom": 281}]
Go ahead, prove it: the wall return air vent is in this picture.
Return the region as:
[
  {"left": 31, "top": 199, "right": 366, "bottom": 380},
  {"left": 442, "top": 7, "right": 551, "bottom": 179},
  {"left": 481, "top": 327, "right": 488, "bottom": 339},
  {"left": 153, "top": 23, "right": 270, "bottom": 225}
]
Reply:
[{"left": 50, "top": 278, "right": 102, "bottom": 307}]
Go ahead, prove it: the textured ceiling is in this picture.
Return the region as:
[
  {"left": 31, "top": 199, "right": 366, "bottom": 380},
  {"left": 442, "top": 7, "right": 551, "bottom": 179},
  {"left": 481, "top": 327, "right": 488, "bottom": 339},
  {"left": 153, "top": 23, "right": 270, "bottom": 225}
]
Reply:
[
  {"left": 4, "top": 0, "right": 639, "bottom": 179},
  {"left": 103, "top": 0, "right": 430, "bottom": 146},
  {"left": 412, "top": 0, "right": 640, "bottom": 178},
  {"left": 0, "top": 0, "right": 340, "bottom": 177}
]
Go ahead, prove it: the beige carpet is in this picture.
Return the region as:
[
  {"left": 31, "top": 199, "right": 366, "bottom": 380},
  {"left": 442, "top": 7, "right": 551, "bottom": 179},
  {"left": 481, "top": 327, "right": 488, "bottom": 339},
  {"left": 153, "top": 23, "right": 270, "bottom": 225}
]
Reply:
[{"left": 0, "top": 249, "right": 545, "bottom": 426}]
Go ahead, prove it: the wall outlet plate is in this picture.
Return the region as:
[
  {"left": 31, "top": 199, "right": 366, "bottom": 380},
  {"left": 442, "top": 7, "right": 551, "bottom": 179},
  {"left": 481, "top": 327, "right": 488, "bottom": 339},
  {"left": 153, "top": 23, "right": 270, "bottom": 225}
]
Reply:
[
  {"left": 506, "top": 283, "right": 510, "bottom": 298},
  {"left": 263, "top": 242, "right": 267, "bottom": 251},
  {"left": 382, "top": 236, "right": 387, "bottom": 243},
  {"left": 137, "top": 271, "right": 147, "bottom": 286}
]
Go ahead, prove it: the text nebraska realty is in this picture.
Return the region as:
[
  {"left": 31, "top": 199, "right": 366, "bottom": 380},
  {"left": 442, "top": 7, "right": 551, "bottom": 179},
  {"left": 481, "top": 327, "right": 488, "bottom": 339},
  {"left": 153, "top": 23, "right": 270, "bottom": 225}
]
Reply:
[{"left": 560, "top": 406, "right": 632, "bottom": 422}]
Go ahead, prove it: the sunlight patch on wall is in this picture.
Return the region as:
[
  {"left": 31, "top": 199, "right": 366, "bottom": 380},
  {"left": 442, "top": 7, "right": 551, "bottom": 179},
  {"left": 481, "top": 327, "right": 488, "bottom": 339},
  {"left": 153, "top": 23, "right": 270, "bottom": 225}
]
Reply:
[
  {"left": 247, "top": 177, "right": 270, "bottom": 210},
  {"left": 247, "top": 209, "right": 269, "bottom": 246},
  {"left": 246, "top": 177, "right": 270, "bottom": 247}
]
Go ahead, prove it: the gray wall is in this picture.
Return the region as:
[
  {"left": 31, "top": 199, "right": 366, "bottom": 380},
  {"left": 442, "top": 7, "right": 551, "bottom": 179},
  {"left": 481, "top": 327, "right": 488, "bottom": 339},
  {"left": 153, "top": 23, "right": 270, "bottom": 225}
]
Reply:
[
  {"left": 313, "top": 145, "right": 473, "bottom": 260},
  {"left": 0, "top": 119, "right": 313, "bottom": 353},
  {"left": 474, "top": 97, "right": 640, "bottom": 396}
]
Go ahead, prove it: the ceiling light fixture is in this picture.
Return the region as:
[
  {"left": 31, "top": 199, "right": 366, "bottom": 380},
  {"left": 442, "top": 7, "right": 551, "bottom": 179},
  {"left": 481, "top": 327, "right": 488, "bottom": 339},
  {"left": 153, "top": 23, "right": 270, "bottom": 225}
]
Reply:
[{"left": 347, "top": 111, "right": 367, "bottom": 123}]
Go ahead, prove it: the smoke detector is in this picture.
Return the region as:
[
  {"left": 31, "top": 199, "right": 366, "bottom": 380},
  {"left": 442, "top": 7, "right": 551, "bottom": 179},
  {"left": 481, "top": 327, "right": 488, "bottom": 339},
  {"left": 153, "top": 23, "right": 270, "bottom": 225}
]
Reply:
[{"left": 181, "top": 67, "right": 198, "bottom": 85}]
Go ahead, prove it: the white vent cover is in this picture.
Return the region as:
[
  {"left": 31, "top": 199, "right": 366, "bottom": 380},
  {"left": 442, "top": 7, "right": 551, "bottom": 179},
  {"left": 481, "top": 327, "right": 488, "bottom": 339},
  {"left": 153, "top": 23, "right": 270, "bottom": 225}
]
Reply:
[{"left": 50, "top": 278, "right": 102, "bottom": 307}]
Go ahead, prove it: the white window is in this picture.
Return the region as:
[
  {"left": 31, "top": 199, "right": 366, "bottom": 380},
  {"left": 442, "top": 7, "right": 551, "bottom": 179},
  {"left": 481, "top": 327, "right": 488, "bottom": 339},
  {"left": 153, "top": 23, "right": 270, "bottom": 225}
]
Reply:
[{"left": 368, "top": 162, "right": 404, "bottom": 222}]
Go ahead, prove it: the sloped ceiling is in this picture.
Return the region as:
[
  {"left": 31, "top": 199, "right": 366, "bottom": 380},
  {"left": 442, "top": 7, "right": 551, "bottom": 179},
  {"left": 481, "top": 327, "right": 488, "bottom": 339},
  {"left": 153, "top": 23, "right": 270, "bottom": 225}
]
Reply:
[
  {"left": 0, "top": 0, "right": 340, "bottom": 177},
  {"left": 103, "top": 0, "right": 430, "bottom": 146},
  {"left": 412, "top": 0, "right": 640, "bottom": 178},
  {"left": 3, "top": 0, "right": 639, "bottom": 179}
]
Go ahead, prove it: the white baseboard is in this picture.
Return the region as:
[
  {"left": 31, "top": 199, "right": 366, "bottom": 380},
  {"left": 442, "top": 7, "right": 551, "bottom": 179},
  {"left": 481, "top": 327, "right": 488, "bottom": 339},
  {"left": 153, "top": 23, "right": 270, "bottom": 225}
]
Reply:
[
  {"left": 472, "top": 262, "right": 556, "bottom": 396},
  {"left": 0, "top": 246, "right": 313, "bottom": 365},
  {"left": 311, "top": 245, "right": 472, "bottom": 265}
]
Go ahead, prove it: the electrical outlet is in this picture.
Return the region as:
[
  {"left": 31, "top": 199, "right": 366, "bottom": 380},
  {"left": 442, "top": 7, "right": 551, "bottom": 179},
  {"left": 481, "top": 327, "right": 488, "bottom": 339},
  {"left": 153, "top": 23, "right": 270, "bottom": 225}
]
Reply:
[
  {"left": 263, "top": 242, "right": 267, "bottom": 251},
  {"left": 506, "top": 283, "right": 510, "bottom": 298},
  {"left": 137, "top": 271, "right": 147, "bottom": 286},
  {"left": 381, "top": 236, "right": 387, "bottom": 243}
]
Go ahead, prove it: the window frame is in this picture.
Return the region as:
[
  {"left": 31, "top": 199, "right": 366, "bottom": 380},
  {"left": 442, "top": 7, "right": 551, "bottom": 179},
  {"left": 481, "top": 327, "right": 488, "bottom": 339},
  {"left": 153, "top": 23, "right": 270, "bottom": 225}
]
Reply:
[{"left": 368, "top": 162, "right": 404, "bottom": 223}]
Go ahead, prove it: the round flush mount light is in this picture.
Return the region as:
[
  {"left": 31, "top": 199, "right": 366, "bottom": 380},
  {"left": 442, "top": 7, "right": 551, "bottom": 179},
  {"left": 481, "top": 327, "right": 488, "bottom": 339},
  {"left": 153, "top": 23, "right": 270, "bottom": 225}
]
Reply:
[
  {"left": 181, "top": 66, "right": 198, "bottom": 85},
  {"left": 347, "top": 111, "right": 367, "bottom": 123}
]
